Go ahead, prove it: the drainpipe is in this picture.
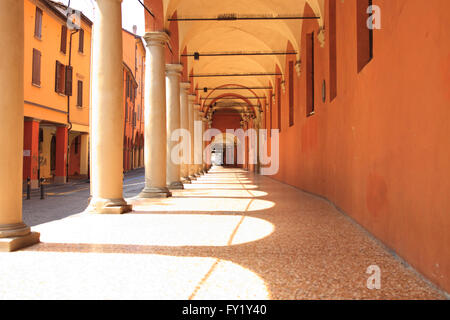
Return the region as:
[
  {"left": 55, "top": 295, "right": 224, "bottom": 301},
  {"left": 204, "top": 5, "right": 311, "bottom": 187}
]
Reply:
[{"left": 66, "top": 29, "right": 79, "bottom": 182}]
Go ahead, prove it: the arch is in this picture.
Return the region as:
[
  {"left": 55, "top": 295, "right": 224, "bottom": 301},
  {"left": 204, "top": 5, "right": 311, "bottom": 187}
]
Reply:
[
  {"left": 208, "top": 93, "right": 256, "bottom": 118},
  {"left": 163, "top": 0, "right": 326, "bottom": 54},
  {"left": 201, "top": 83, "right": 265, "bottom": 113}
]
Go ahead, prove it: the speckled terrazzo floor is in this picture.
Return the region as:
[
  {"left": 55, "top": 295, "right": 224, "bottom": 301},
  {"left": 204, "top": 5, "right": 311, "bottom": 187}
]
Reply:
[{"left": 0, "top": 167, "right": 446, "bottom": 299}]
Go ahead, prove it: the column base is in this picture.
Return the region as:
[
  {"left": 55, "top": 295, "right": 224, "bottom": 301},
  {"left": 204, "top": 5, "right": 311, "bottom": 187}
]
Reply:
[
  {"left": 86, "top": 197, "right": 132, "bottom": 214},
  {"left": 0, "top": 232, "right": 40, "bottom": 252},
  {"left": 168, "top": 181, "right": 184, "bottom": 190},
  {"left": 0, "top": 223, "right": 40, "bottom": 252},
  {"left": 138, "top": 187, "right": 172, "bottom": 198},
  {"left": 181, "top": 177, "right": 191, "bottom": 184}
]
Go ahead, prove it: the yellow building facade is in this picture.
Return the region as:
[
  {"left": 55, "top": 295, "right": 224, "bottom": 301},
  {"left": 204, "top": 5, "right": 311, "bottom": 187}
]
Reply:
[
  {"left": 23, "top": 0, "right": 92, "bottom": 187},
  {"left": 122, "top": 28, "right": 146, "bottom": 172}
]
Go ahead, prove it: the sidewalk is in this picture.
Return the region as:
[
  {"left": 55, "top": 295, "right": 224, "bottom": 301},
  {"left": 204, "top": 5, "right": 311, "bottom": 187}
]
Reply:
[{"left": 5, "top": 167, "right": 447, "bottom": 299}]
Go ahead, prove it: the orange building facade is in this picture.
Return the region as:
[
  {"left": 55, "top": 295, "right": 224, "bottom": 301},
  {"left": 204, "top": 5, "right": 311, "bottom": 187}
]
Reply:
[
  {"left": 122, "top": 29, "right": 146, "bottom": 172},
  {"left": 23, "top": 0, "right": 92, "bottom": 187},
  {"left": 22, "top": 1, "right": 146, "bottom": 186}
]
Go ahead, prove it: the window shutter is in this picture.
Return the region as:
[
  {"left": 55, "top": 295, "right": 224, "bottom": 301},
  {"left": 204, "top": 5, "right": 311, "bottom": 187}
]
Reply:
[
  {"left": 60, "top": 63, "right": 66, "bottom": 94},
  {"left": 77, "top": 81, "right": 83, "bottom": 107},
  {"left": 32, "top": 49, "right": 41, "bottom": 86},
  {"left": 34, "top": 7, "right": 43, "bottom": 39},
  {"left": 55, "top": 61, "right": 60, "bottom": 93},
  {"left": 61, "top": 25, "right": 67, "bottom": 54},
  {"left": 78, "top": 29, "right": 84, "bottom": 53},
  {"left": 65, "top": 65, "right": 73, "bottom": 96}
]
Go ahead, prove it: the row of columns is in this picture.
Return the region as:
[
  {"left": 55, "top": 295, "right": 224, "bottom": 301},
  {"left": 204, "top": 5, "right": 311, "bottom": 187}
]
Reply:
[
  {"left": 88, "top": 0, "right": 207, "bottom": 212},
  {"left": 0, "top": 0, "right": 40, "bottom": 251},
  {"left": 0, "top": 0, "right": 208, "bottom": 250}
]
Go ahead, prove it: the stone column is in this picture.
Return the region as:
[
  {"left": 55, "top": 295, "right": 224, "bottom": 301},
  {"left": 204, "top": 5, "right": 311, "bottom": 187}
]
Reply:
[
  {"left": 166, "top": 64, "right": 184, "bottom": 189},
  {"left": 201, "top": 117, "right": 208, "bottom": 173},
  {"left": 193, "top": 106, "right": 203, "bottom": 175},
  {"left": 0, "top": 0, "right": 39, "bottom": 251},
  {"left": 188, "top": 95, "right": 197, "bottom": 180},
  {"left": 180, "top": 82, "right": 191, "bottom": 183},
  {"left": 193, "top": 104, "right": 203, "bottom": 176},
  {"left": 87, "top": 0, "right": 131, "bottom": 214},
  {"left": 206, "top": 119, "right": 213, "bottom": 170},
  {"left": 138, "top": 31, "right": 172, "bottom": 198}
]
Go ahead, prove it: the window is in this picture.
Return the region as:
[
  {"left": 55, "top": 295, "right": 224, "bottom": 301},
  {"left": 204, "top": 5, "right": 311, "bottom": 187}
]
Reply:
[
  {"left": 78, "top": 29, "right": 84, "bottom": 53},
  {"left": 65, "top": 65, "right": 73, "bottom": 96},
  {"left": 306, "top": 32, "right": 315, "bottom": 116},
  {"left": 77, "top": 81, "right": 83, "bottom": 107},
  {"left": 34, "top": 7, "right": 43, "bottom": 39},
  {"left": 60, "top": 25, "right": 67, "bottom": 54},
  {"left": 55, "top": 61, "right": 65, "bottom": 94},
  {"left": 289, "top": 61, "right": 294, "bottom": 126},
  {"left": 32, "top": 49, "right": 41, "bottom": 86},
  {"left": 329, "top": 0, "right": 337, "bottom": 100},
  {"left": 277, "top": 78, "right": 281, "bottom": 131},
  {"left": 126, "top": 74, "right": 129, "bottom": 98},
  {"left": 357, "top": 0, "right": 373, "bottom": 72}
]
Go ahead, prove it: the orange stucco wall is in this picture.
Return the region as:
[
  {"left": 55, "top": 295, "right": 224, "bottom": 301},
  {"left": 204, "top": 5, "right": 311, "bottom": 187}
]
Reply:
[
  {"left": 264, "top": 0, "right": 450, "bottom": 293},
  {"left": 23, "top": 0, "right": 91, "bottom": 181},
  {"left": 24, "top": 0, "right": 91, "bottom": 128},
  {"left": 122, "top": 29, "right": 146, "bottom": 172}
]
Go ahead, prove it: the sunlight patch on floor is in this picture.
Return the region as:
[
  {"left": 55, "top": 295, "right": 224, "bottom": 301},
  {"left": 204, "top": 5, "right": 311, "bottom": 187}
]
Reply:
[
  {"left": 0, "top": 252, "right": 269, "bottom": 299},
  {"left": 33, "top": 213, "right": 274, "bottom": 247}
]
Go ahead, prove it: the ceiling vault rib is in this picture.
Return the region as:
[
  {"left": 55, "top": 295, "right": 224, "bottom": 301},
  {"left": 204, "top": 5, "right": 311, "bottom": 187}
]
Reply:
[
  {"left": 190, "top": 73, "right": 282, "bottom": 78},
  {"left": 196, "top": 87, "right": 272, "bottom": 91},
  {"left": 169, "top": 14, "right": 320, "bottom": 22},
  {"left": 183, "top": 51, "right": 297, "bottom": 57},
  {"left": 202, "top": 97, "right": 265, "bottom": 100}
]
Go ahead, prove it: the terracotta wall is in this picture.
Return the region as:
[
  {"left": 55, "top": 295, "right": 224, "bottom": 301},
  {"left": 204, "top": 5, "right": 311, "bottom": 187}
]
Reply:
[
  {"left": 212, "top": 114, "right": 242, "bottom": 133},
  {"left": 268, "top": 0, "right": 450, "bottom": 293}
]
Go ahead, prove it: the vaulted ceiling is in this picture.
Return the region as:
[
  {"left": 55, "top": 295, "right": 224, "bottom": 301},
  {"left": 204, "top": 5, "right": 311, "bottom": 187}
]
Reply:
[{"left": 146, "top": 0, "right": 325, "bottom": 121}]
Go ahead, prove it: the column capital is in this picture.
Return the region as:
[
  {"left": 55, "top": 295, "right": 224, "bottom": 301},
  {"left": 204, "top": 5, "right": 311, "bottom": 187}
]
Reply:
[
  {"left": 166, "top": 64, "right": 183, "bottom": 76},
  {"left": 180, "top": 82, "right": 191, "bottom": 90},
  {"left": 194, "top": 104, "right": 202, "bottom": 111},
  {"left": 188, "top": 94, "right": 197, "bottom": 103},
  {"left": 143, "top": 31, "right": 170, "bottom": 48}
]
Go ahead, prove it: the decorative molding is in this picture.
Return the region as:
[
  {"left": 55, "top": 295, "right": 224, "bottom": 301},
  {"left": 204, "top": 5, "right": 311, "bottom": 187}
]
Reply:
[
  {"left": 318, "top": 28, "right": 326, "bottom": 48},
  {"left": 295, "top": 60, "right": 301, "bottom": 77},
  {"left": 143, "top": 31, "right": 170, "bottom": 48},
  {"left": 165, "top": 64, "right": 183, "bottom": 76}
]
